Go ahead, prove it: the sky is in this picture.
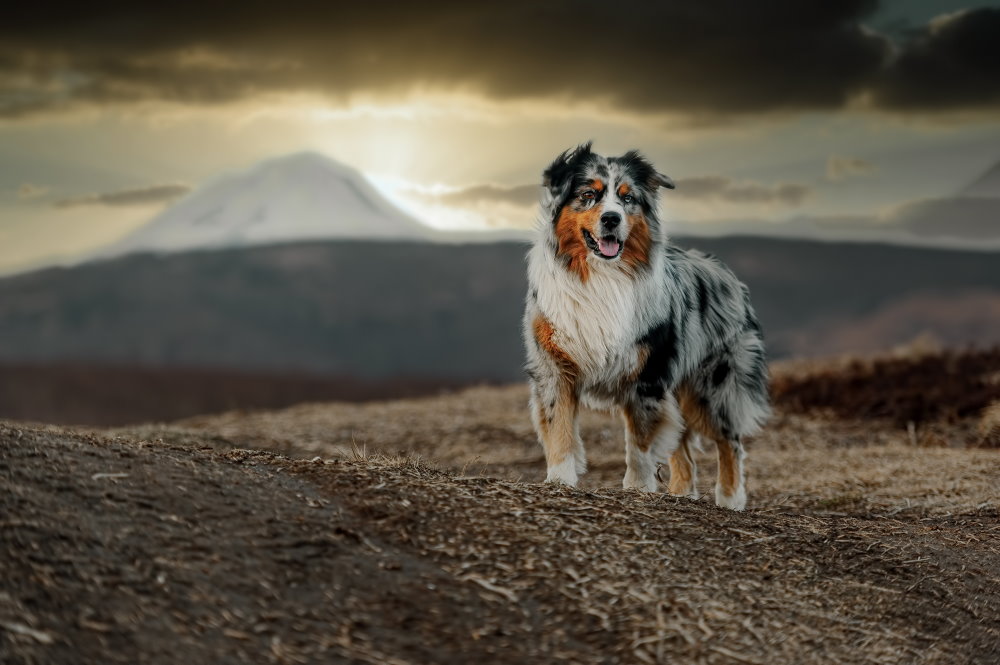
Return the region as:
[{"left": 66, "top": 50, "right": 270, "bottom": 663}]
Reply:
[{"left": 2, "top": 1, "right": 1000, "bottom": 272}]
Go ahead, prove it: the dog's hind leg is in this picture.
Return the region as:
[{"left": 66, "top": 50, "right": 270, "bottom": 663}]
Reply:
[
  {"left": 667, "top": 429, "right": 699, "bottom": 499},
  {"left": 622, "top": 394, "right": 682, "bottom": 492},
  {"left": 714, "top": 437, "right": 747, "bottom": 511},
  {"left": 678, "top": 382, "right": 750, "bottom": 510}
]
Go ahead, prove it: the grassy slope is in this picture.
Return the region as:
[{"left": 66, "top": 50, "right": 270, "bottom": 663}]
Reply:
[
  {"left": 4, "top": 352, "right": 1000, "bottom": 663},
  {"left": 3, "top": 422, "right": 999, "bottom": 665}
]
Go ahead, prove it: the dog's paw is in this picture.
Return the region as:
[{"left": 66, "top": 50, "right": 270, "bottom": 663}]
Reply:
[
  {"left": 545, "top": 458, "right": 579, "bottom": 486},
  {"left": 622, "top": 472, "right": 657, "bottom": 492},
  {"left": 715, "top": 483, "right": 747, "bottom": 511}
]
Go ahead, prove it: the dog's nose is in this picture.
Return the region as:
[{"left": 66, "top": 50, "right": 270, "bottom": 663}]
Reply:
[{"left": 600, "top": 212, "right": 621, "bottom": 229}]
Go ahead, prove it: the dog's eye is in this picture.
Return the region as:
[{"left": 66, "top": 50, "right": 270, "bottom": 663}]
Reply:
[
  {"left": 581, "top": 191, "right": 595, "bottom": 200},
  {"left": 623, "top": 194, "right": 634, "bottom": 205}
]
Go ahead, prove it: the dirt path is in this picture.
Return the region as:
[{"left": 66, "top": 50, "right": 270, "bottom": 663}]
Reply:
[{"left": 3, "top": 421, "right": 999, "bottom": 664}]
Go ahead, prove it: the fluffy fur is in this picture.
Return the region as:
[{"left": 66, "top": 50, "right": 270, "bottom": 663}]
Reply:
[{"left": 523, "top": 143, "right": 770, "bottom": 510}]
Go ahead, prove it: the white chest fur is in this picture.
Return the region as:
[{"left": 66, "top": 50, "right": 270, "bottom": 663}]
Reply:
[{"left": 528, "top": 243, "right": 666, "bottom": 385}]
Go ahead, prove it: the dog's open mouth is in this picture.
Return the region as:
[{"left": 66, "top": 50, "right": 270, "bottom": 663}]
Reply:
[{"left": 582, "top": 229, "right": 622, "bottom": 259}]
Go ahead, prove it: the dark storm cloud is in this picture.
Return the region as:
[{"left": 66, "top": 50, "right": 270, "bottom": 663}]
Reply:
[
  {"left": 674, "top": 176, "right": 812, "bottom": 206},
  {"left": 0, "top": 2, "right": 996, "bottom": 118},
  {"left": 416, "top": 184, "right": 541, "bottom": 208},
  {"left": 55, "top": 184, "right": 191, "bottom": 208},
  {"left": 873, "top": 7, "right": 1000, "bottom": 110}
]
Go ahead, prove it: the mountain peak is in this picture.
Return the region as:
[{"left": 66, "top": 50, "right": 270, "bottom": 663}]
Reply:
[
  {"left": 93, "top": 152, "right": 434, "bottom": 260},
  {"left": 257, "top": 151, "right": 358, "bottom": 175}
]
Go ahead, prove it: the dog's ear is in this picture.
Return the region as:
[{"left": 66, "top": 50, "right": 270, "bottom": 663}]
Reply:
[
  {"left": 651, "top": 172, "right": 675, "bottom": 190},
  {"left": 543, "top": 141, "right": 593, "bottom": 197},
  {"left": 619, "top": 149, "right": 674, "bottom": 192}
]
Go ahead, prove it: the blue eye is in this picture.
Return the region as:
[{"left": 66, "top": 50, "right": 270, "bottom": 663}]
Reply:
[{"left": 623, "top": 194, "right": 634, "bottom": 204}]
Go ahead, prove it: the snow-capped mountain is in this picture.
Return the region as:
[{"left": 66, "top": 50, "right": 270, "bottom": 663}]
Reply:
[{"left": 95, "top": 152, "right": 436, "bottom": 259}]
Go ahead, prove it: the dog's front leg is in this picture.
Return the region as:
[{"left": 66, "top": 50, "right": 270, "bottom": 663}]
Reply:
[
  {"left": 528, "top": 315, "right": 584, "bottom": 486},
  {"left": 530, "top": 372, "right": 583, "bottom": 486},
  {"left": 621, "top": 393, "right": 683, "bottom": 492}
]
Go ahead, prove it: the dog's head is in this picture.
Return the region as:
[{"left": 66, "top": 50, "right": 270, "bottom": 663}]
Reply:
[{"left": 541, "top": 142, "right": 674, "bottom": 280}]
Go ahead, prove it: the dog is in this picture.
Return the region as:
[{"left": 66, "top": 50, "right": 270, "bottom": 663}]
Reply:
[{"left": 522, "top": 143, "right": 770, "bottom": 510}]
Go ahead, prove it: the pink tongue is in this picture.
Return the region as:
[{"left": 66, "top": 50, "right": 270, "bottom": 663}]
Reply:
[{"left": 598, "top": 237, "right": 621, "bottom": 257}]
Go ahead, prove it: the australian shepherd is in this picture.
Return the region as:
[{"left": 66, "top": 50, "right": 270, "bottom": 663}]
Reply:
[{"left": 523, "top": 143, "right": 770, "bottom": 510}]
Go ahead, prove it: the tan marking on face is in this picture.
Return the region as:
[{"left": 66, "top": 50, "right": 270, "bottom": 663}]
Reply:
[
  {"left": 617, "top": 183, "right": 631, "bottom": 197},
  {"left": 621, "top": 212, "right": 652, "bottom": 274},
  {"left": 554, "top": 202, "right": 601, "bottom": 283}
]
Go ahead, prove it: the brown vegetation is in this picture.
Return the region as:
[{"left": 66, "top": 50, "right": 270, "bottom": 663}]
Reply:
[
  {"left": 3, "top": 349, "right": 1000, "bottom": 663},
  {"left": 979, "top": 401, "right": 1000, "bottom": 448},
  {"left": 3, "top": 422, "right": 999, "bottom": 664},
  {"left": 771, "top": 347, "right": 1000, "bottom": 427}
]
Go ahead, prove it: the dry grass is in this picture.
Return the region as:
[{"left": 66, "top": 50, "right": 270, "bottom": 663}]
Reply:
[
  {"left": 6, "top": 350, "right": 1000, "bottom": 663},
  {"left": 115, "top": 381, "right": 1000, "bottom": 519},
  {"left": 979, "top": 401, "right": 1000, "bottom": 448},
  {"left": 4, "top": 422, "right": 1000, "bottom": 664},
  {"left": 771, "top": 346, "right": 1000, "bottom": 428},
  {"left": 293, "top": 454, "right": 1000, "bottom": 665}
]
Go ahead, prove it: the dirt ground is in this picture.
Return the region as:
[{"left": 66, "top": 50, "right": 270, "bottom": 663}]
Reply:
[{"left": 3, "top": 356, "right": 1000, "bottom": 663}]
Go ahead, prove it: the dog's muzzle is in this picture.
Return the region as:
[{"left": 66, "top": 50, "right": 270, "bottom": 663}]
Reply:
[{"left": 582, "top": 228, "right": 622, "bottom": 259}]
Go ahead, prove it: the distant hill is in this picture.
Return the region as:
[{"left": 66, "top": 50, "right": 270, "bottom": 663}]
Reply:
[
  {"left": 961, "top": 160, "right": 1000, "bottom": 197},
  {"left": 2, "top": 237, "right": 999, "bottom": 384},
  {"left": 2, "top": 241, "right": 529, "bottom": 379},
  {"left": 877, "top": 159, "right": 1000, "bottom": 241},
  {"left": 886, "top": 196, "right": 1000, "bottom": 241}
]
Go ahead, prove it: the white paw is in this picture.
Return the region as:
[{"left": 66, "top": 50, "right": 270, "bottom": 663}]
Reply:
[
  {"left": 623, "top": 471, "right": 658, "bottom": 492},
  {"left": 715, "top": 483, "right": 747, "bottom": 511},
  {"left": 545, "top": 457, "right": 579, "bottom": 486}
]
